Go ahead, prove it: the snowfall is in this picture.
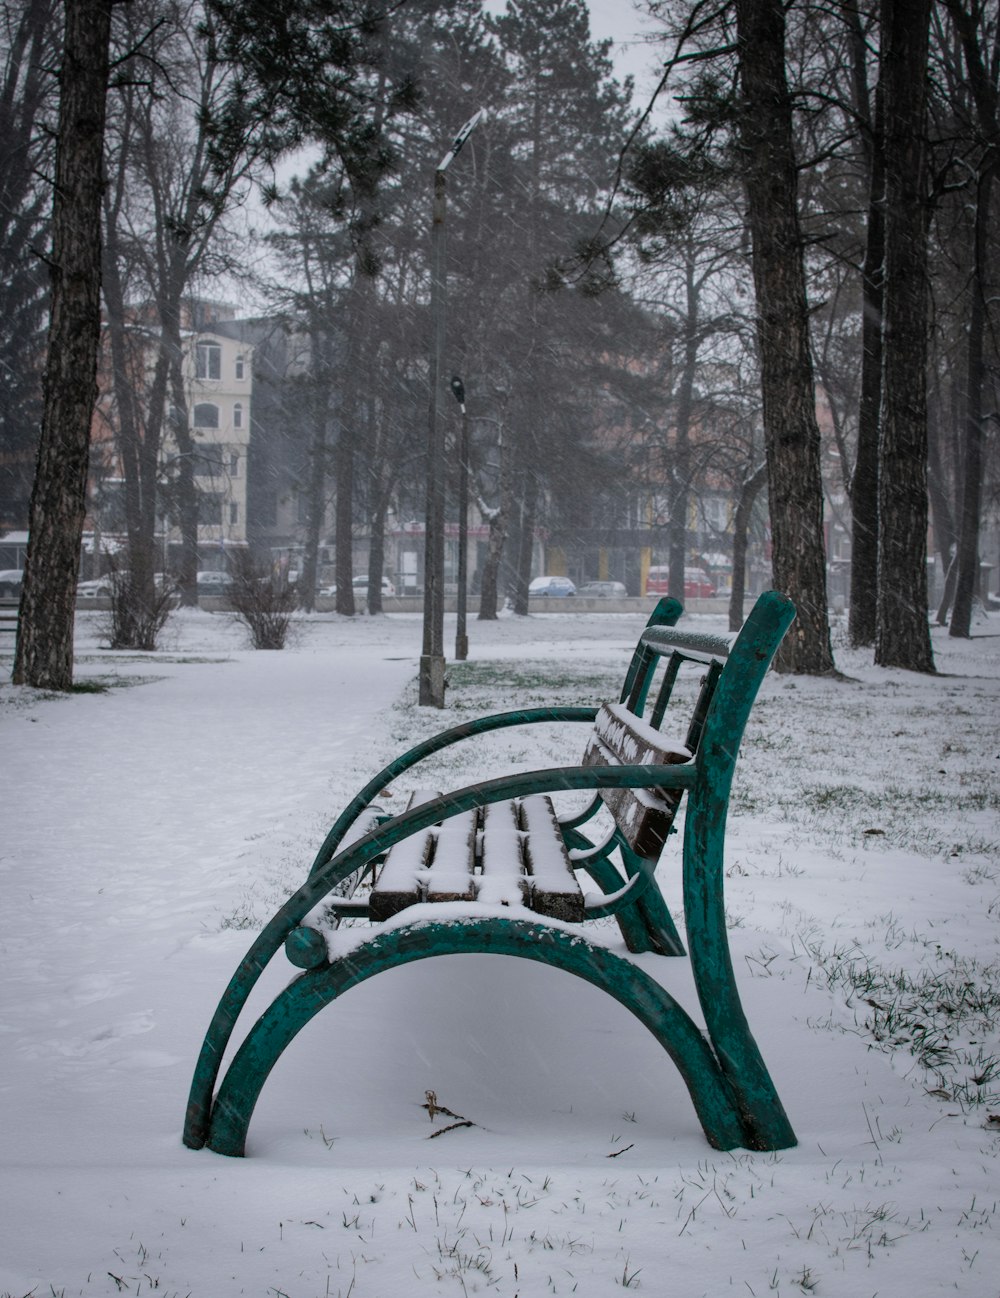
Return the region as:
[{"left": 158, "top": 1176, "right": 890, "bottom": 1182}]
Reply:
[{"left": 1, "top": 601, "right": 998, "bottom": 1298}]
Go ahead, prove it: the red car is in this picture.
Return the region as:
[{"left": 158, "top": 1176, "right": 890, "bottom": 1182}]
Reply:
[{"left": 645, "top": 566, "right": 717, "bottom": 598}]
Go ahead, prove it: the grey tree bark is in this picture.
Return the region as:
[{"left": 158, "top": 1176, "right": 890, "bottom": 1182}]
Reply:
[
  {"left": 735, "top": 0, "right": 834, "bottom": 674},
  {"left": 13, "top": 0, "right": 114, "bottom": 690},
  {"left": 944, "top": 0, "right": 998, "bottom": 639},
  {"left": 874, "top": 0, "right": 935, "bottom": 671},
  {"left": 844, "top": 3, "right": 883, "bottom": 648}
]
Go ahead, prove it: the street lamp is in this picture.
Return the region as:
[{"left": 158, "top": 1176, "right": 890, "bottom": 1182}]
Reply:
[
  {"left": 420, "top": 109, "right": 484, "bottom": 708},
  {"left": 450, "top": 375, "right": 469, "bottom": 661}
]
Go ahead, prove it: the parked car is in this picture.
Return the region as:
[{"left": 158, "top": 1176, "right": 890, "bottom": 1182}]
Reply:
[
  {"left": 576, "top": 579, "right": 627, "bottom": 599},
  {"left": 683, "top": 568, "right": 716, "bottom": 598},
  {"left": 76, "top": 574, "right": 116, "bottom": 598},
  {"left": 77, "top": 571, "right": 175, "bottom": 599},
  {"left": 355, "top": 574, "right": 395, "bottom": 597},
  {"left": 196, "top": 570, "right": 232, "bottom": 592},
  {"left": 645, "top": 566, "right": 717, "bottom": 599},
  {"left": 320, "top": 575, "right": 396, "bottom": 598},
  {"left": 0, "top": 569, "right": 23, "bottom": 597},
  {"left": 528, "top": 575, "right": 576, "bottom": 597}
]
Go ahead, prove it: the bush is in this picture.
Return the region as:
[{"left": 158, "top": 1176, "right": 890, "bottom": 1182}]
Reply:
[
  {"left": 105, "top": 568, "right": 176, "bottom": 650},
  {"left": 228, "top": 554, "right": 297, "bottom": 649}
]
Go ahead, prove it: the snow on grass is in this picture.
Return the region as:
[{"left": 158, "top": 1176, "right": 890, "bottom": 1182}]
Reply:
[{"left": 1, "top": 605, "right": 998, "bottom": 1297}]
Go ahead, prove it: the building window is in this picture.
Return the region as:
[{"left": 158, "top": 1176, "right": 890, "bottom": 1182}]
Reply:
[
  {"left": 235, "top": 354, "right": 245, "bottom": 380},
  {"left": 233, "top": 402, "right": 243, "bottom": 428},
  {"left": 230, "top": 502, "right": 239, "bottom": 525},
  {"left": 195, "top": 341, "right": 221, "bottom": 380},
  {"left": 193, "top": 402, "right": 219, "bottom": 429},
  {"left": 230, "top": 452, "right": 240, "bottom": 476},
  {"left": 194, "top": 445, "right": 225, "bottom": 477},
  {"left": 198, "top": 493, "right": 223, "bottom": 525}
]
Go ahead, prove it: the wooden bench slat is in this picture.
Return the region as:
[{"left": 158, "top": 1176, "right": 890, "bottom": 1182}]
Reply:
[
  {"left": 369, "top": 791, "right": 439, "bottom": 920},
  {"left": 426, "top": 809, "right": 478, "bottom": 903},
  {"left": 520, "top": 795, "right": 585, "bottom": 922},
  {"left": 583, "top": 703, "right": 692, "bottom": 858},
  {"left": 477, "top": 800, "right": 528, "bottom": 907}
]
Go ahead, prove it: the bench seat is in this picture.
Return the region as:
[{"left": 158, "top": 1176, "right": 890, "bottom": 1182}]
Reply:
[{"left": 368, "top": 791, "right": 585, "bottom": 923}]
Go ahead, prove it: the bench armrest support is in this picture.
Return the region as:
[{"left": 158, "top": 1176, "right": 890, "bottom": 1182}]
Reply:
[{"left": 308, "top": 707, "right": 599, "bottom": 879}]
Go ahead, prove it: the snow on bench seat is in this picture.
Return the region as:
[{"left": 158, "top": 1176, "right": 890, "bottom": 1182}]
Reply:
[
  {"left": 519, "top": 795, "right": 585, "bottom": 922},
  {"left": 370, "top": 791, "right": 586, "bottom": 922},
  {"left": 477, "top": 800, "right": 528, "bottom": 907},
  {"left": 582, "top": 702, "right": 692, "bottom": 858},
  {"left": 369, "top": 790, "right": 440, "bottom": 921},
  {"left": 426, "top": 809, "right": 478, "bottom": 905}
]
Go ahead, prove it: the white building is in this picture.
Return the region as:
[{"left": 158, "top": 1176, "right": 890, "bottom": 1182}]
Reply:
[{"left": 173, "top": 330, "right": 254, "bottom": 560}]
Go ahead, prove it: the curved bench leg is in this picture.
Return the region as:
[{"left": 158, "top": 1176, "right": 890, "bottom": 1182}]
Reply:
[
  {"left": 619, "top": 842, "right": 686, "bottom": 957},
  {"left": 563, "top": 829, "right": 685, "bottom": 956},
  {"left": 199, "top": 919, "right": 789, "bottom": 1158}
]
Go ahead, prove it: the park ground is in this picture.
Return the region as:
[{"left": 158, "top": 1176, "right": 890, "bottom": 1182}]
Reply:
[{"left": 1, "top": 604, "right": 998, "bottom": 1298}]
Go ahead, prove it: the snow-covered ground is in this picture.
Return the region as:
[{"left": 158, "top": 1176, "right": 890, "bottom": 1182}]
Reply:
[{"left": 1, "top": 604, "right": 998, "bottom": 1298}]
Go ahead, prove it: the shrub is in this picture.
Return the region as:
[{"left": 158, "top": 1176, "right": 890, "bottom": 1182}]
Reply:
[
  {"left": 105, "top": 567, "right": 176, "bottom": 651},
  {"left": 228, "top": 554, "right": 297, "bottom": 649}
]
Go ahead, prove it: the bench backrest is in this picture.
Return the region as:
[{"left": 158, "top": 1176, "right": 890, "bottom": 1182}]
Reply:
[{"left": 583, "top": 591, "right": 795, "bottom": 858}]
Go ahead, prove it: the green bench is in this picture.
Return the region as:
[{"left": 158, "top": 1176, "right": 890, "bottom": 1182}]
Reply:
[{"left": 184, "top": 590, "right": 798, "bottom": 1156}]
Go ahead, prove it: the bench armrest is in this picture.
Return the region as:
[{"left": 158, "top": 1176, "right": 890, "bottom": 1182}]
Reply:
[
  {"left": 582, "top": 855, "right": 656, "bottom": 918},
  {"left": 308, "top": 706, "right": 598, "bottom": 879}
]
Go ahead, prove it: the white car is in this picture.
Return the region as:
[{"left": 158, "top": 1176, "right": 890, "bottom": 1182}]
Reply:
[
  {"left": 353, "top": 574, "right": 395, "bottom": 597},
  {"left": 321, "top": 575, "right": 396, "bottom": 598},
  {"left": 528, "top": 575, "right": 576, "bottom": 597},
  {"left": 76, "top": 575, "right": 116, "bottom": 598},
  {"left": 196, "top": 570, "right": 233, "bottom": 592}
]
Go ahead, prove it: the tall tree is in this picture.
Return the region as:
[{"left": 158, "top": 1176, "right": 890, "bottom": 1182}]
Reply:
[
  {"left": 472, "top": 0, "right": 634, "bottom": 615},
  {"left": 735, "top": 0, "right": 834, "bottom": 673},
  {"left": 101, "top": 0, "right": 264, "bottom": 618},
  {"left": 842, "top": 0, "right": 884, "bottom": 648},
  {"left": 874, "top": 0, "right": 935, "bottom": 671},
  {"left": 13, "top": 0, "right": 114, "bottom": 690},
  {"left": 0, "top": 0, "right": 57, "bottom": 532},
  {"left": 942, "top": 0, "right": 999, "bottom": 639}
]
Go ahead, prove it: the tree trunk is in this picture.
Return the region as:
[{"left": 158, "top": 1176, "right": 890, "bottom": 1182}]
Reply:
[
  {"left": 669, "top": 264, "right": 698, "bottom": 602},
  {"left": 928, "top": 408, "right": 957, "bottom": 623},
  {"left": 168, "top": 351, "right": 199, "bottom": 607},
  {"left": 101, "top": 242, "right": 145, "bottom": 563},
  {"left": 298, "top": 353, "right": 328, "bottom": 616},
  {"left": 477, "top": 430, "right": 515, "bottom": 621},
  {"left": 368, "top": 505, "right": 388, "bottom": 616},
  {"left": 875, "top": 0, "right": 935, "bottom": 672},
  {"left": 137, "top": 344, "right": 170, "bottom": 605},
  {"left": 511, "top": 468, "right": 538, "bottom": 616},
  {"left": 943, "top": 0, "right": 1000, "bottom": 637},
  {"left": 949, "top": 166, "right": 992, "bottom": 638},
  {"left": 365, "top": 399, "right": 386, "bottom": 615},
  {"left": 333, "top": 416, "right": 355, "bottom": 616},
  {"left": 848, "top": 61, "right": 884, "bottom": 648},
  {"left": 735, "top": 0, "right": 834, "bottom": 674},
  {"left": 13, "top": 0, "right": 113, "bottom": 690},
  {"left": 729, "top": 460, "right": 768, "bottom": 632}
]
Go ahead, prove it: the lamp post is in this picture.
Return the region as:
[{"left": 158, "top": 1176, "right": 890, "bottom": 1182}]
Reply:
[
  {"left": 450, "top": 375, "right": 469, "bottom": 660},
  {"left": 420, "top": 109, "right": 484, "bottom": 707}
]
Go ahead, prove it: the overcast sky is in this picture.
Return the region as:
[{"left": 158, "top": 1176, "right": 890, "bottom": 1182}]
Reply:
[{"left": 585, "top": 0, "right": 666, "bottom": 97}]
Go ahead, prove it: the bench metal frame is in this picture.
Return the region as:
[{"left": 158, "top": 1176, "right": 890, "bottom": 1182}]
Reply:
[{"left": 184, "top": 591, "right": 797, "bottom": 1156}]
